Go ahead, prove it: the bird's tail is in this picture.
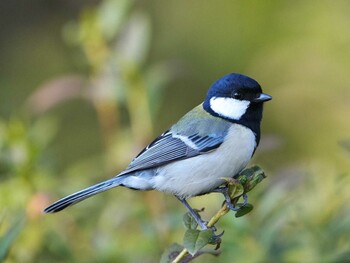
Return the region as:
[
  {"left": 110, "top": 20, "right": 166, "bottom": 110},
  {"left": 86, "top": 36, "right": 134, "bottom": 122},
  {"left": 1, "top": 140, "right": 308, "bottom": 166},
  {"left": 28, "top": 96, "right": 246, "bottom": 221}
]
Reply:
[{"left": 43, "top": 176, "right": 124, "bottom": 213}]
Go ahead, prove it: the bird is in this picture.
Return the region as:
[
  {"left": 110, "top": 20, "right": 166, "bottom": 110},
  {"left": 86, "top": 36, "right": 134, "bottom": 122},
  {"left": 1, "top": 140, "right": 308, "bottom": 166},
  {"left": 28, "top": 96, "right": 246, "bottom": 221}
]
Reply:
[{"left": 44, "top": 73, "right": 271, "bottom": 230}]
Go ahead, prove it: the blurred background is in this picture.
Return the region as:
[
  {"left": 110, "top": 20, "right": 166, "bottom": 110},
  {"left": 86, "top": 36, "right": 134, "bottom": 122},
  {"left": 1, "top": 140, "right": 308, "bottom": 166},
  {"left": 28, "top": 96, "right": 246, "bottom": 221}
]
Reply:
[{"left": 1, "top": 0, "right": 350, "bottom": 262}]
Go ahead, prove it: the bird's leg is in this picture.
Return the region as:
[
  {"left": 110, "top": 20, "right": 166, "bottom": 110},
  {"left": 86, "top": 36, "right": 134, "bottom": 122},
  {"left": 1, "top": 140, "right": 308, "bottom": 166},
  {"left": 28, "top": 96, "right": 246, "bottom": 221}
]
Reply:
[
  {"left": 176, "top": 196, "right": 208, "bottom": 230},
  {"left": 211, "top": 186, "right": 248, "bottom": 211},
  {"left": 176, "top": 197, "right": 226, "bottom": 239}
]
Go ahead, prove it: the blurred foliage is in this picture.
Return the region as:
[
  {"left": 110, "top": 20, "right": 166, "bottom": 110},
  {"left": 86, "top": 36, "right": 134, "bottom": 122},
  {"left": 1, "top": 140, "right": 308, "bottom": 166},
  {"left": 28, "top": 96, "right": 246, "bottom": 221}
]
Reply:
[
  {"left": 0, "top": 216, "right": 24, "bottom": 261},
  {"left": 164, "top": 166, "right": 266, "bottom": 263},
  {"left": 0, "top": 0, "right": 350, "bottom": 262}
]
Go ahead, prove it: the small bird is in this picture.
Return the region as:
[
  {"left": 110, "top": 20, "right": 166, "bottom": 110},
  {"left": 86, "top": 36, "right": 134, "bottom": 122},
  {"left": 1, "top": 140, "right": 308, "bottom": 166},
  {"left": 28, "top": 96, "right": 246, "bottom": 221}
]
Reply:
[{"left": 44, "top": 73, "right": 271, "bottom": 230}]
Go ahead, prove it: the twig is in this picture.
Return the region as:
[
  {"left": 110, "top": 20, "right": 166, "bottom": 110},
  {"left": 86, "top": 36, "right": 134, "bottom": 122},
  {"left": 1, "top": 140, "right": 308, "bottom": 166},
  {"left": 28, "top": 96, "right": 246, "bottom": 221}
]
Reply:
[
  {"left": 171, "top": 201, "right": 235, "bottom": 263},
  {"left": 171, "top": 248, "right": 189, "bottom": 263},
  {"left": 170, "top": 166, "right": 266, "bottom": 263}
]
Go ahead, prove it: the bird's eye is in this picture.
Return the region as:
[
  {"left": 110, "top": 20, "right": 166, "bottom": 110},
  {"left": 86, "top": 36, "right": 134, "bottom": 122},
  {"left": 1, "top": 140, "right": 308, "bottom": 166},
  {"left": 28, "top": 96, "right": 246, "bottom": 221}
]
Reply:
[{"left": 232, "top": 92, "right": 243, "bottom": 100}]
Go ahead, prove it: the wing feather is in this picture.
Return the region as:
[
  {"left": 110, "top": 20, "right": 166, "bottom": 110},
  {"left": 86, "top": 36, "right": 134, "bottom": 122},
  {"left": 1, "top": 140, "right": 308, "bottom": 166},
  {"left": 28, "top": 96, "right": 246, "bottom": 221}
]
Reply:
[
  {"left": 120, "top": 131, "right": 224, "bottom": 175},
  {"left": 119, "top": 105, "right": 231, "bottom": 175}
]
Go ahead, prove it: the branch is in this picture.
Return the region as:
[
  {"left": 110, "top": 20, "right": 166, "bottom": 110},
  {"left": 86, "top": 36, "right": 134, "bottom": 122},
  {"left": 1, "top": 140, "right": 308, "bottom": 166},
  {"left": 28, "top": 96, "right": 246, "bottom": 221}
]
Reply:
[{"left": 169, "top": 166, "right": 266, "bottom": 263}]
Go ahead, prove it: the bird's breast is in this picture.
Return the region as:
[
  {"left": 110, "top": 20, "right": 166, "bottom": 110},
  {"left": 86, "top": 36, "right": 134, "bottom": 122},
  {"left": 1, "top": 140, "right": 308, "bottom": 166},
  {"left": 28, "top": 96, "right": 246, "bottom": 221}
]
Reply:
[{"left": 152, "top": 124, "right": 257, "bottom": 198}]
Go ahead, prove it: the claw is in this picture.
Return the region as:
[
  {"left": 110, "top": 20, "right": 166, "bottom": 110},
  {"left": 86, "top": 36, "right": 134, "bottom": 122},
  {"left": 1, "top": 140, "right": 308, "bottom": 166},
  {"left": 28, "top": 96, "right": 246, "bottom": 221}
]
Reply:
[
  {"left": 242, "top": 193, "right": 248, "bottom": 205},
  {"left": 211, "top": 186, "right": 249, "bottom": 212},
  {"left": 226, "top": 194, "right": 248, "bottom": 211},
  {"left": 212, "top": 229, "right": 225, "bottom": 238}
]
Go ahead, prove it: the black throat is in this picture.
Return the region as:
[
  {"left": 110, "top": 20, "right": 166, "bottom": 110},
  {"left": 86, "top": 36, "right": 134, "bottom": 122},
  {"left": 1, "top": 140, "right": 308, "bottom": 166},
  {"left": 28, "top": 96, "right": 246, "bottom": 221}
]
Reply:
[{"left": 203, "top": 100, "right": 263, "bottom": 145}]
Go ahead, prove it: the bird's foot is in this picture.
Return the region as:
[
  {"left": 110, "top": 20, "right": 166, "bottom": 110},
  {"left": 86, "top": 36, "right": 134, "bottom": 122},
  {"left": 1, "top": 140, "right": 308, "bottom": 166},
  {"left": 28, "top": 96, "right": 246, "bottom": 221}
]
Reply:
[
  {"left": 199, "top": 222, "right": 224, "bottom": 237},
  {"left": 212, "top": 228, "right": 225, "bottom": 238},
  {"left": 177, "top": 197, "right": 224, "bottom": 238},
  {"left": 225, "top": 193, "right": 248, "bottom": 211},
  {"left": 198, "top": 220, "right": 225, "bottom": 239},
  {"left": 212, "top": 186, "right": 248, "bottom": 211}
]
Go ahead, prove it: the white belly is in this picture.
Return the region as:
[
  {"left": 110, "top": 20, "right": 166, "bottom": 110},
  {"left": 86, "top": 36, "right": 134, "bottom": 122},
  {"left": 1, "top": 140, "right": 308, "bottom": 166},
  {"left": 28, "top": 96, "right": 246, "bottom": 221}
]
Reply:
[{"left": 152, "top": 124, "right": 256, "bottom": 198}]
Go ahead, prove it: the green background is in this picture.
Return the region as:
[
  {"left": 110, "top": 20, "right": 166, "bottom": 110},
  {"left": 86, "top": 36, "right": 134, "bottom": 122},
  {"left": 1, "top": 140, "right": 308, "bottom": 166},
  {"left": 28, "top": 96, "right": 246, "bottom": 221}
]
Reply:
[{"left": 1, "top": 1, "right": 349, "bottom": 262}]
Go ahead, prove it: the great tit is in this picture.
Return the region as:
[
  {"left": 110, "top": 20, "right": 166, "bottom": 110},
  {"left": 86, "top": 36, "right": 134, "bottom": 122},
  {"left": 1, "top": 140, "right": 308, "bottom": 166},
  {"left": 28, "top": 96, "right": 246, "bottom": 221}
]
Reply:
[{"left": 44, "top": 73, "right": 271, "bottom": 230}]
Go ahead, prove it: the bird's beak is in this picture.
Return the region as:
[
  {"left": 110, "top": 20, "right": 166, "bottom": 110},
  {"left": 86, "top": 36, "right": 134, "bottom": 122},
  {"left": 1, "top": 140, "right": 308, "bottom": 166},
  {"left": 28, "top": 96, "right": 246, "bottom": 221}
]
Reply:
[{"left": 253, "top": 93, "right": 272, "bottom": 102}]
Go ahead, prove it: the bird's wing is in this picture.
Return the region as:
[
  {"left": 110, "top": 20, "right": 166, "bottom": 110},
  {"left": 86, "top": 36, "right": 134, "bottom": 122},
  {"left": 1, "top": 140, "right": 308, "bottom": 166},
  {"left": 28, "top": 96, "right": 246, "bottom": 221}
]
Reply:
[
  {"left": 120, "top": 130, "right": 225, "bottom": 175},
  {"left": 119, "top": 105, "right": 231, "bottom": 175}
]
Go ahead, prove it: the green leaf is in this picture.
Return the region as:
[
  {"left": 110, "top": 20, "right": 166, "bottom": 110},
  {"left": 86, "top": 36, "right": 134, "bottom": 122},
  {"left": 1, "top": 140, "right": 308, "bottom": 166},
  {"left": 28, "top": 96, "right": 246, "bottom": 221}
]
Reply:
[
  {"left": 208, "top": 233, "right": 222, "bottom": 247},
  {"left": 222, "top": 177, "right": 245, "bottom": 199},
  {"left": 196, "top": 230, "right": 215, "bottom": 253},
  {"left": 183, "top": 212, "right": 198, "bottom": 230},
  {"left": 237, "top": 166, "right": 266, "bottom": 193},
  {"left": 228, "top": 182, "right": 245, "bottom": 199},
  {"left": 235, "top": 203, "right": 254, "bottom": 218},
  {"left": 183, "top": 229, "right": 200, "bottom": 255},
  {"left": 183, "top": 229, "right": 213, "bottom": 256}
]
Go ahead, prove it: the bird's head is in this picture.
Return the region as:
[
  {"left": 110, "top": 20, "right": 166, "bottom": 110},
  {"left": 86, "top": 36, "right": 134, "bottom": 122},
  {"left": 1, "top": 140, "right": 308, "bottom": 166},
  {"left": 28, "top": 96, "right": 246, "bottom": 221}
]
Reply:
[{"left": 203, "top": 73, "right": 272, "bottom": 123}]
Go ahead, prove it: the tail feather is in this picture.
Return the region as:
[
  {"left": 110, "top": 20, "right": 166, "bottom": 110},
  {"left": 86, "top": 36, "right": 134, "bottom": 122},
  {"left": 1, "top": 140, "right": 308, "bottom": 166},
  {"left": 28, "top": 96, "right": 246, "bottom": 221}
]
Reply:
[{"left": 44, "top": 177, "right": 124, "bottom": 213}]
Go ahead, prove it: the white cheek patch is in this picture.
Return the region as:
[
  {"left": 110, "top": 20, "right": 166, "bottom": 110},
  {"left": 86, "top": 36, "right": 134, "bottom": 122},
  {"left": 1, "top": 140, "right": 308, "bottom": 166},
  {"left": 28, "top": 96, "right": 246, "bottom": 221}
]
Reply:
[{"left": 210, "top": 97, "right": 250, "bottom": 120}]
